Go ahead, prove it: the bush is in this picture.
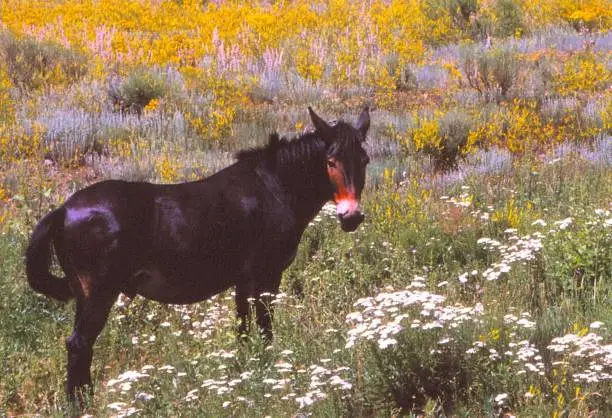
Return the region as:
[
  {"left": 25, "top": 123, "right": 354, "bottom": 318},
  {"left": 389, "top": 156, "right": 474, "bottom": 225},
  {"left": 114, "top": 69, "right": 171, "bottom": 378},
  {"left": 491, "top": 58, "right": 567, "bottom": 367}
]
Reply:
[
  {"left": 0, "top": 31, "right": 87, "bottom": 90},
  {"left": 555, "top": 51, "right": 611, "bottom": 97},
  {"left": 462, "top": 46, "right": 520, "bottom": 103},
  {"left": 108, "top": 70, "right": 166, "bottom": 116},
  {"left": 494, "top": 0, "right": 525, "bottom": 37},
  {"left": 0, "top": 67, "right": 14, "bottom": 124},
  {"left": 543, "top": 210, "right": 611, "bottom": 306},
  {"left": 447, "top": 0, "right": 479, "bottom": 32},
  {"left": 396, "top": 64, "right": 418, "bottom": 92},
  {"left": 558, "top": 0, "right": 612, "bottom": 32},
  {"left": 469, "top": 99, "right": 555, "bottom": 155},
  {"left": 403, "top": 109, "right": 476, "bottom": 172},
  {"left": 346, "top": 287, "right": 508, "bottom": 415},
  {"left": 40, "top": 109, "right": 104, "bottom": 166},
  {"left": 529, "top": 55, "right": 556, "bottom": 102}
]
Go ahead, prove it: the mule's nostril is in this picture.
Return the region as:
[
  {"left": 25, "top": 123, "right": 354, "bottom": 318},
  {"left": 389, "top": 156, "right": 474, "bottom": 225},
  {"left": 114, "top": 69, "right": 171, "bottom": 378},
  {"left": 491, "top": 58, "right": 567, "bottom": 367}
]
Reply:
[{"left": 336, "top": 199, "right": 359, "bottom": 217}]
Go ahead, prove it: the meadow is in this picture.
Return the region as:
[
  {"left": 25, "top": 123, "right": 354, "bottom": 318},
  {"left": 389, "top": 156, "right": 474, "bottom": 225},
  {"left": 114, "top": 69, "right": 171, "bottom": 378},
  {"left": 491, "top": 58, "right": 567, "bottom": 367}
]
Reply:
[{"left": 0, "top": 0, "right": 611, "bottom": 416}]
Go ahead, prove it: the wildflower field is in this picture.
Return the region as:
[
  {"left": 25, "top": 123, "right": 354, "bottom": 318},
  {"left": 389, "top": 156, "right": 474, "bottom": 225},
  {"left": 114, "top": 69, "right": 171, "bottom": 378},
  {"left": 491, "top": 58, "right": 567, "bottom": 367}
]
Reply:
[{"left": 0, "top": 0, "right": 611, "bottom": 416}]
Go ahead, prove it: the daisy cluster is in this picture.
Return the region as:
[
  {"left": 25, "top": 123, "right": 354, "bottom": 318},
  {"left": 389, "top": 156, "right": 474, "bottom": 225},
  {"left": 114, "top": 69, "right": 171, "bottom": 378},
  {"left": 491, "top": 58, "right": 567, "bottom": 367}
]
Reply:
[
  {"left": 196, "top": 347, "right": 353, "bottom": 412},
  {"left": 309, "top": 202, "right": 337, "bottom": 226},
  {"left": 105, "top": 364, "right": 180, "bottom": 417},
  {"left": 345, "top": 279, "right": 484, "bottom": 350},
  {"left": 441, "top": 191, "right": 473, "bottom": 208},
  {"left": 478, "top": 230, "right": 544, "bottom": 281},
  {"left": 170, "top": 295, "right": 234, "bottom": 340},
  {"left": 113, "top": 292, "right": 237, "bottom": 345},
  {"left": 547, "top": 323, "right": 612, "bottom": 384}
]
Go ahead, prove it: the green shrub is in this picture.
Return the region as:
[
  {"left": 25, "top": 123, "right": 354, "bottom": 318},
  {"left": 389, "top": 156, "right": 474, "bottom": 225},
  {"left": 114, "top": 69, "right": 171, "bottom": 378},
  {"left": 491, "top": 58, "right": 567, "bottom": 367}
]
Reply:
[
  {"left": 345, "top": 288, "right": 510, "bottom": 415},
  {"left": 462, "top": 46, "right": 520, "bottom": 103},
  {"left": 543, "top": 210, "right": 611, "bottom": 306},
  {"left": 494, "top": 0, "right": 525, "bottom": 37},
  {"left": 396, "top": 64, "right": 418, "bottom": 92},
  {"left": 0, "top": 31, "right": 87, "bottom": 90},
  {"left": 438, "top": 109, "right": 475, "bottom": 164},
  {"left": 108, "top": 70, "right": 166, "bottom": 116},
  {"left": 448, "top": 0, "right": 479, "bottom": 32}
]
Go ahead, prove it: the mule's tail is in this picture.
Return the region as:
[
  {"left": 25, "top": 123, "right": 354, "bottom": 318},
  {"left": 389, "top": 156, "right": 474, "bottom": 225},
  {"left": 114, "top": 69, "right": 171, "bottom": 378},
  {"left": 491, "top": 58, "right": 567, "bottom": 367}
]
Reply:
[{"left": 26, "top": 207, "right": 73, "bottom": 301}]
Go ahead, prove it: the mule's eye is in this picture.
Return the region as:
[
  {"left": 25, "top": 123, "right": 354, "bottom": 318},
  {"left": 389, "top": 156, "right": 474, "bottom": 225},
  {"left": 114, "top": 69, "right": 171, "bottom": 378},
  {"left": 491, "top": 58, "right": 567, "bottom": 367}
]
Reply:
[{"left": 327, "top": 159, "right": 337, "bottom": 168}]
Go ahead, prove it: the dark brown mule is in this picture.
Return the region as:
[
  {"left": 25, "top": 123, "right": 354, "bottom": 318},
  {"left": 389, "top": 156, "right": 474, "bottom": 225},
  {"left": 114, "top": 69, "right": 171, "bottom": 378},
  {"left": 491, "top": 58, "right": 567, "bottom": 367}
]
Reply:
[{"left": 25, "top": 107, "right": 370, "bottom": 403}]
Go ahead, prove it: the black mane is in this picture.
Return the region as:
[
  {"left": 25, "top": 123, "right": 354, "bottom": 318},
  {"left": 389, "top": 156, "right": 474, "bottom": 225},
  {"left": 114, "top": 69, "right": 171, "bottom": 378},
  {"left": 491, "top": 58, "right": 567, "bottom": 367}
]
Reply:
[
  {"left": 235, "top": 131, "right": 326, "bottom": 170},
  {"left": 235, "top": 120, "right": 362, "bottom": 169},
  {"left": 234, "top": 132, "right": 288, "bottom": 162}
]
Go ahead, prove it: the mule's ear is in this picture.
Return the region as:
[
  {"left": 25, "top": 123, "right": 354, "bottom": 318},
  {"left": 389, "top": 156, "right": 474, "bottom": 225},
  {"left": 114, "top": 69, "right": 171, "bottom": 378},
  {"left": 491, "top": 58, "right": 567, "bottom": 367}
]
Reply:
[
  {"left": 356, "top": 106, "right": 370, "bottom": 140},
  {"left": 308, "top": 107, "right": 333, "bottom": 144}
]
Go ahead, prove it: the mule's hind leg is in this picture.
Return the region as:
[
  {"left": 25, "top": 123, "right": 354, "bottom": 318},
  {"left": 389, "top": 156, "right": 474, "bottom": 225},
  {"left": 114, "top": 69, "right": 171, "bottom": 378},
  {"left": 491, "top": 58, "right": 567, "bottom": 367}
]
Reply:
[{"left": 66, "top": 280, "right": 118, "bottom": 404}]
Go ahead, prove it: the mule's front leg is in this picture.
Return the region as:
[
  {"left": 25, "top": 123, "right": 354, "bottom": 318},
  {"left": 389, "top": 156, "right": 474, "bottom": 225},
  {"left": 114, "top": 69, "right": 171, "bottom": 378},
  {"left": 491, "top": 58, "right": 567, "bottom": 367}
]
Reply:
[
  {"left": 235, "top": 283, "right": 252, "bottom": 338},
  {"left": 255, "top": 273, "right": 282, "bottom": 342},
  {"left": 255, "top": 293, "right": 274, "bottom": 342}
]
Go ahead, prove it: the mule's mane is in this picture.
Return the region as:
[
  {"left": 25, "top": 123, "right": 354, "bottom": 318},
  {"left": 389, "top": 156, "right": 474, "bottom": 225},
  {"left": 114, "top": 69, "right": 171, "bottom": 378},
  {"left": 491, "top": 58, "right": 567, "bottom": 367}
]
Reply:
[
  {"left": 235, "top": 121, "right": 360, "bottom": 170},
  {"left": 235, "top": 130, "right": 325, "bottom": 169}
]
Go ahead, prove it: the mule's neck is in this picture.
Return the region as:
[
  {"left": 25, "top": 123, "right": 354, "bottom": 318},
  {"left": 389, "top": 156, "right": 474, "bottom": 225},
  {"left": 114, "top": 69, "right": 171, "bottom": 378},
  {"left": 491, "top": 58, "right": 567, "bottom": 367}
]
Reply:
[{"left": 265, "top": 135, "right": 332, "bottom": 226}]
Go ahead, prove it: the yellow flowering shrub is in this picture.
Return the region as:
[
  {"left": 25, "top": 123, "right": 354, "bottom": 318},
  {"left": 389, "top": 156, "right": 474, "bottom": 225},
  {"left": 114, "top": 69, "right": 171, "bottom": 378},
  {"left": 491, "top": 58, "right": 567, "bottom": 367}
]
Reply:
[
  {"left": 181, "top": 68, "right": 249, "bottom": 143},
  {"left": 556, "top": 52, "right": 611, "bottom": 97},
  {"left": 295, "top": 48, "right": 325, "bottom": 83},
  {"left": 558, "top": 0, "right": 612, "bottom": 30},
  {"left": 469, "top": 100, "right": 556, "bottom": 156},
  {"left": 602, "top": 97, "right": 612, "bottom": 133},
  {"left": 402, "top": 109, "right": 479, "bottom": 171},
  {"left": 409, "top": 116, "right": 442, "bottom": 153},
  {"left": 502, "top": 100, "right": 555, "bottom": 155},
  {"left": 0, "top": 67, "right": 15, "bottom": 124},
  {"left": 3, "top": 0, "right": 609, "bottom": 78},
  {"left": 0, "top": 122, "right": 45, "bottom": 163},
  {"left": 369, "top": 0, "right": 425, "bottom": 63},
  {"left": 156, "top": 153, "right": 183, "bottom": 184},
  {"left": 0, "top": 0, "right": 425, "bottom": 89},
  {"left": 370, "top": 66, "right": 399, "bottom": 110}
]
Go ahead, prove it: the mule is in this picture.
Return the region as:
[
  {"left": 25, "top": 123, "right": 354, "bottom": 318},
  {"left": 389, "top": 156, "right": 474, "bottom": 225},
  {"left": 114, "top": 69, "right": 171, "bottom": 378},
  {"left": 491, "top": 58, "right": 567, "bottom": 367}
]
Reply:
[{"left": 25, "top": 106, "right": 370, "bottom": 401}]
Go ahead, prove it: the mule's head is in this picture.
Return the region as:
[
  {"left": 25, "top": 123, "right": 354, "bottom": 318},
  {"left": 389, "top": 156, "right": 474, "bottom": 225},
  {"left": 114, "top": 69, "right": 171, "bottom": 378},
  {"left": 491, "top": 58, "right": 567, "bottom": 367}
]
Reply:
[{"left": 309, "top": 106, "right": 370, "bottom": 232}]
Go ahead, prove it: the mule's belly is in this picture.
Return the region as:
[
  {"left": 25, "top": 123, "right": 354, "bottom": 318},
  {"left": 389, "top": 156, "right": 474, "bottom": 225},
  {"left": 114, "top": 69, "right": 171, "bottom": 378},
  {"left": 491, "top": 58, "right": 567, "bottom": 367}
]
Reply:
[{"left": 129, "top": 265, "right": 235, "bottom": 304}]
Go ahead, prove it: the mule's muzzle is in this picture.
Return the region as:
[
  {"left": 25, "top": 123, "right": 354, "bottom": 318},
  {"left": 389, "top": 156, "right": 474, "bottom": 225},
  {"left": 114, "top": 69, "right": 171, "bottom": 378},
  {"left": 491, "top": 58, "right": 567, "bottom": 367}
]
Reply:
[
  {"left": 339, "top": 211, "right": 365, "bottom": 232},
  {"left": 336, "top": 199, "right": 364, "bottom": 232}
]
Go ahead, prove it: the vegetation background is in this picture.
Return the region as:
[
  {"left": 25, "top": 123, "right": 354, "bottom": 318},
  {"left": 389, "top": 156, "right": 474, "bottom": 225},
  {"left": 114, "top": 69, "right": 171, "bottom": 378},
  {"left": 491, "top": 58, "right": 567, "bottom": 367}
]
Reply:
[{"left": 0, "top": 0, "right": 610, "bottom": 416}]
